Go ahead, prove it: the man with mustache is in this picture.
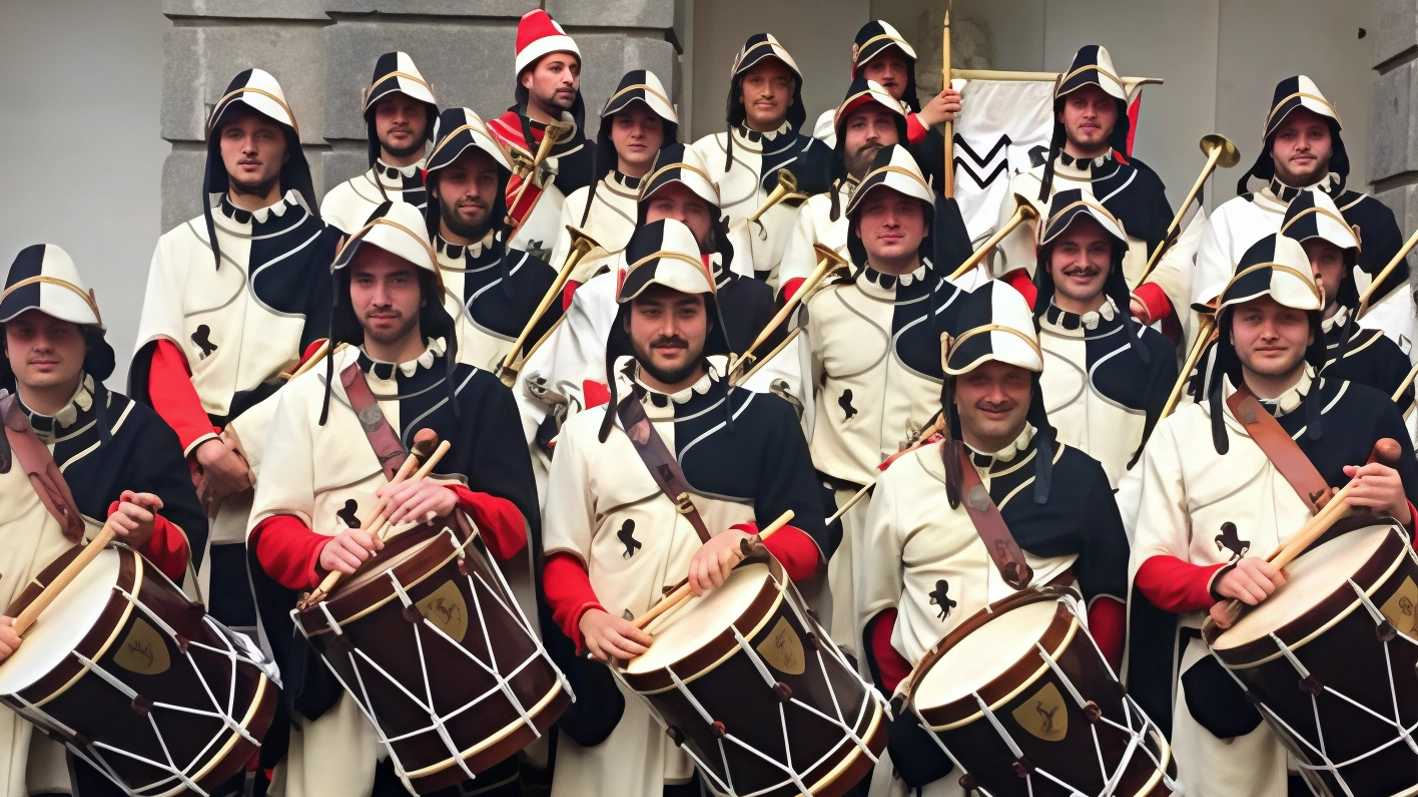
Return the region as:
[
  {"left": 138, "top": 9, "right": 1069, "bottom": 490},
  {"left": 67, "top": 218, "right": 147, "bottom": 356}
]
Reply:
[
  {"left": 321, "top": 52, "right": 439, "bottom": 234},
  {"left": 539, "top": 218, "right": 827, "bottom": 797},
  {"left": 1032, "top": 190, "right": 1176, "bottom": 488},
  {"left": 247, "top": 200, "right": 539, "bottom": 797},
  {"left": 548, "top": 70, "right": 677, "bottom": 297},
  {"left": 0, "top": 246, "right": 208, "bottom": 796},
  {"left": 856, "top": 280, "right": 1131, "bottom": 795},
  {"left": 990, "top": 46, "right": 1176, "bottom": 328},
  {"left": 132, "top": 68, "right": 339, "bottom": 651},
  {"left": 689, "top": 33, "right": 832, "bottom": 286},
  {"left": 1129, "top": 234, "right": 1418, "bottom": 796},
  {"left": 488, "top": 9, "right": 597, "bottom": 261},
  {"left": 1179, "top": 77, "right": 1411, "bottom": 353},
  {"left": 422, "top": 106, "right": 562, "bottom": 371}
]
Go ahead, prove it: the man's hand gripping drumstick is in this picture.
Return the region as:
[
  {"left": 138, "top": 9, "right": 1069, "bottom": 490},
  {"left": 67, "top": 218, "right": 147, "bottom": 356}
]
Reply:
[
  {"left": 579, "top": 510, "right": 796, "bottom": 664},
  {"left": 1210, "top": 438, "right": 1406, "bottom": 630}
]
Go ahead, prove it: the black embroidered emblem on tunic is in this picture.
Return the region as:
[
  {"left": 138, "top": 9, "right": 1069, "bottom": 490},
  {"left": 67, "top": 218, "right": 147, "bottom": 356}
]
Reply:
[
  {"left": 191, "top": 325, "right": 218, "bottom": 359},
  {"left": 337, "top": 499, "right": 361, "bottom": 529},
  {"left": 839, "top": 389, "right": 858, "bottom": 421},
  {"left": 618, "top": 519, "right": 641, "bottom": 559},
  {"left": 929, "top": 579, "right": 957, "bottom": 620},
  {"left": 1214, "top": 522, "right": 1250, "bottom": 559}
]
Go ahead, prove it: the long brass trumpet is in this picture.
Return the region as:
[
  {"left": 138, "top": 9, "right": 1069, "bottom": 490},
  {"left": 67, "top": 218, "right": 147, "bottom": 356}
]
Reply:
[
  {"left": 506, "top": 119, "right": 574, "bottom": 232},
  {"left": 496, "top": 225, "right": 601, "bottom": 387},
  {"left": 1159, "top": 314, "right": 1217, "bottom": 419},
  {"left": 747, "top": 169, "right": 810, "bottom": 229},
  {"left": 1357, "top": 224, "right": 1418, "bottom": 319},
  {"left": 1134, "top": 134, "right": 1240, "bottom": 286},
  {"left": 728, "top": 243, "right": 847, "bottom": 383},
  {"left": 949, "top": 193, "right": 1039, "bottom": 281}
]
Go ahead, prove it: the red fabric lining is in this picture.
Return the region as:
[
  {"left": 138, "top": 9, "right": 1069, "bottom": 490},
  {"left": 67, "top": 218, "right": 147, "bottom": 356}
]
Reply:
[
  {"left": 1087, "top": 595, "right": 1126, "bottom": 671},
  {"left": 582, "top": 380, "right": 610, "bottom": 409},
  {"left": 1002, "top": 269, "right": 1037, "bottom": 310},
  {"left": 562, "top": 280, "right": 580, "bottom": 311},
  {"left": 781, "top": 277, "right": 806, "bottom": 303},
  {"left": 148, "top": 340, "right": 219, "bottom": 452},
  {"left": 448, "top": 484, "right": 527, "bottom": 560},
  {"left": 905, "top": 113, "right": 928, "bottom": 147},
  {"left": 1135, "top": 555, "right": 1227, "bottom": 614}
]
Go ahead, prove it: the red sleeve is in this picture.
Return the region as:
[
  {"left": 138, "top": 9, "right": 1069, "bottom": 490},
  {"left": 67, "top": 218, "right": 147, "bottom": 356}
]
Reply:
[
  {"left": 1135, "top": 554, "right": 1226, "bottom": 614},
  {"left": 1087, "top": 595, "right": 1126, "bottom": 671},
  {"left": 543, "top": 552, "right": 604, "bottom": 649},
  {"left": 148, "top": 340, "right": 219, "bottom": 454},
  {"left": 905, "top": 113, "right": 929, "bottom": 147},
  {"left": 1133, "top": 282, "right": 1174, "bottom": 325},
  {"left": 868, "top": 609, "right": 913, "bottom": 692},
  {"left": 250, "top": 515, "right": 330, "bottom": 591},
  {"left": 562, "top": 280, "right": 580, "bottom": 311},
  {"left": 299, "top": 338, "right": 328, "bottom": 366},
  {"left": 448, "top": 484, "right": 527, "bottom": 561},
  {"left": 731, "top": 522, "right": 821, "bottom": 582},
  {"left": 1001, "top": 269, "right": 1037, "bottom": 310},
  {"left": 109, "top": 501, "right": 189, "bottom": 582},
  {"left": 781, "top": 277, "right": 806, "bottom": 303},
  {"left": 583, "top": 380, "right": 611, "bottom": 409}
]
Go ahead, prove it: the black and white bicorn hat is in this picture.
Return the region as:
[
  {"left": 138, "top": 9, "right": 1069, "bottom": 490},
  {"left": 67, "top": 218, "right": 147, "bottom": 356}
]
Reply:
[
  {"left": 850, "top": 21, "right": 919, "bottom": 111},
  {"left": 584, "top": 70, "right": 680, "bottom": 226},
  {"left": 202, "top": 69, "right": 318, "bottom": 266},
  {"left": 1039, "top": 45, "right": 1130, "bottom": 199},
  {"left": 844, "top": 143, "right": 935, "bottom": 268},
  {"left": 361, "top": 52, "right": 439, "bottom": 167},
  {"left": 0, "top": 244, "right": 115, "bottom": 380},
  {"left": 1238, "top": 75, "right": 1348, "bottom": 193}
]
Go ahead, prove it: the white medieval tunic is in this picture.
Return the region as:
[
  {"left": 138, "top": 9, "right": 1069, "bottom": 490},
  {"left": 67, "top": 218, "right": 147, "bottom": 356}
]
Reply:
[
  {"left": 435, "top": 232, "right": 560, "bottom": 373},
  {"left": 541, "top": 359, "right": 826, "bottom": 797},
  {"left": 690, "top": 122, "right": 832, "bottom": 286},
  {"left": 858, "top": 430, "right": 1130, "bottom": 797},
  {"left": 1128, "top": 371, "right": 1418, "bottom": 797},
  {"left": 805, "top": 263, "right": 966, "bottom": 658},
  {"left": 1191, "top": 176, "right": 1415, "bottom": 355},
  {"left": 547, "top": 171, "right": 641, "bottom": 286},
  {"left": 249, "top": 341, "right": 539, "bottom": 797},
  {"left": 319, "top": 157, "right": 427, "bottom": 235},
  {"left": 1037, "top": 299, "right": 1177, "bottom": 487}
]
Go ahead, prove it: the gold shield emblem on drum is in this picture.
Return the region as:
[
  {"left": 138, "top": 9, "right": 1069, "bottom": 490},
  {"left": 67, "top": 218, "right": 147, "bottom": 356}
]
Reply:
[
  {"left": 756, "top": 617, "right": 806, "bottom": 675},
  {"left": 113, "top": 618, "right": 171, "bottom": 676},
  {"left": 1380, "top": 576, "right": 1418, "bottom": 636},
  {"left": 417, "top": 580, "right": 469, "bottom": 643},
  {"left": 1011, "top": 682, "right": 1068, "bottom": 742}
]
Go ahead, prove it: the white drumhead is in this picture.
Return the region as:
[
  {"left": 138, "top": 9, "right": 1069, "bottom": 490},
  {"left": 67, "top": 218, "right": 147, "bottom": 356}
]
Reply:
[
  {"left": 915, "top": 600, "right": 1060, "bottom": 709},
  {"left": 626, "top": 563, "right": 775, "bottom": 674},
  {"left": 0, "top": 548, "right": 123, "bottom": 694},
  {"left": 1213, "top": 525, "right": 1393, "bottom": 650}
]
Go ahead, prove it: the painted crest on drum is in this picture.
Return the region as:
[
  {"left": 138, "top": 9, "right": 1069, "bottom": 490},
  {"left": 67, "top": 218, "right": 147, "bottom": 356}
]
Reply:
[
  {"left": 113, "top": 618, "right": 172, "bottom": 676},
  {"left": 1011, "top": 682, "right": 1068, "bottom": 742},
  {"left": 1379, "top": 575, "right": 1418, "bottom": 636},
  {"left": 416, "top": 579, "right": 470, "bottom": 643},
  {"left": 756, "top": 616, "right": 806, "bottom": 675}
]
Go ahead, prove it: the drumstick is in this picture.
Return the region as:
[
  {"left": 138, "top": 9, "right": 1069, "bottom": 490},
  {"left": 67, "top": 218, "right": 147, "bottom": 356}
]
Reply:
[
  {"left": 13, "top": 492, "right": 163, "bottom": 635},
  {"left": 1213, "top": 438, "right": 1401, "bottom": 628},
  {"left": 301, "top": 433, "right": 441, "bottom": 606},
  {"left": 368, "top": 440, "right": 453, "bottom": 542},
  {"left": 630, "top": 510, "right": 795, "bottom": 631}
]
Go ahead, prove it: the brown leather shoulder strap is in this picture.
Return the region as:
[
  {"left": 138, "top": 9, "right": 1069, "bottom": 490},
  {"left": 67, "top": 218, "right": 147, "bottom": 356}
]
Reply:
[
  {"left": 948, "top": 440, "right": 1032, "bottom": 589},
  {"left": 1225, "top": 384, "right": 1331, "bottom": 513},
  {"left": 615, "top": 387, "right": 713, "bottom": 544},
  {"left": 340, "top": 362, "right": 408, "bottom": 482},
  {"left": 0, "top": 392, "right": 84, "bottom": 542}
]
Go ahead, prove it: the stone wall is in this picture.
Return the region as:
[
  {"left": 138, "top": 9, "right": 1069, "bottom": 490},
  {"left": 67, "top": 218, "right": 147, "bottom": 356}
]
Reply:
[
  {"left": 1371, "top": 0, "right": 1418, "bottom": 232},
  {"left": 160, "top": 0, "right": 682, "bottom": 231}
]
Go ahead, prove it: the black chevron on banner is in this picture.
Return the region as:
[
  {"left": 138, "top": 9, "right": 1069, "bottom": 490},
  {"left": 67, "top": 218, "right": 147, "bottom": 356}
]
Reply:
[
  {"left": 954, "top": 160, "right": 1011, "bottom": 189},
  {"left": 952, "top": 134, "right": 1012, "bottom": 189},
  {"left": 953, "top": 134, "right": 1011, "bottom": 166}
]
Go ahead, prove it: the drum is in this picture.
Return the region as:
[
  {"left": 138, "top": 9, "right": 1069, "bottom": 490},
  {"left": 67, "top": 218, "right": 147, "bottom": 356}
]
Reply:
[
  {"left": 903, "top": 588, "right": 1176, "bottom": 797},
  {"left": 1207, "top": 520, "right": 1418, "bottom": 797},
  {"left": 295, "top": 520, "right": 569, "bottom": 795},
  {"left": 617, "top": 553, "right": 886, "bottom": 797},
  {"left": 0, "top": 544, "right": 276, "bottom": 797}
]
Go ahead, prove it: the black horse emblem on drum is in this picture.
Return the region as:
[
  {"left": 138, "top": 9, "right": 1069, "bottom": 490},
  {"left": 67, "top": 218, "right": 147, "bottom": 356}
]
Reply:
[
  {"left": 430, "top": 597, "right": 462, "bottom": 626},
  {"left": 929, "top": 580, "right": 957, "bottom": 621},
  {"left": 618, "top": 519, "right": 641, "bottom": 559},
  {"left": 1036, "top": 700, "right": 1061, "bottom": 734},
  {"left": 126, "top": 638, "right": 155, "bottom": 669},
  {"left": 337, "top": 499, "right": 361, "bottom": 529},
  {"left": 1215, "top": 522, "right": 1250, "bottom": 559},
  {"left": 191, "top": 325, "right": 218, "bottom": 359}
]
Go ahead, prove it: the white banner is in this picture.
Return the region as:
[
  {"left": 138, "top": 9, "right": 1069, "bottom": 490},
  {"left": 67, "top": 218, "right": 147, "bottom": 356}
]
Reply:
[{"left": 950, "top": 78, "right": 1054, "bottom": 244}]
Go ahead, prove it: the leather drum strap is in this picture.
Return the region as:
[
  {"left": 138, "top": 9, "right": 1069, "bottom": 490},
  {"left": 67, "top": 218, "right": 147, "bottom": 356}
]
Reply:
[
  {"left": 949, "top": 440, "right": 1032, "bottom": 590},
  {"left": 615, "top": 387, "right": 713, "bottom": 544},
  {"left": 1225, "top": 384, "right": 1332, "bottom": 513},
  {"left": 340, "top": 362, "right": 408, "bottom": 482},
  {"left": 0, "top": 391, "right": 84, "bottom": 542}
]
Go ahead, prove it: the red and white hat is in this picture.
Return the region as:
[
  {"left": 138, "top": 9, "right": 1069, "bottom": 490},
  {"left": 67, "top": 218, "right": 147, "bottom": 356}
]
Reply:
[{"left": 515, "top": 10, "right": 580, "bottom": 76}]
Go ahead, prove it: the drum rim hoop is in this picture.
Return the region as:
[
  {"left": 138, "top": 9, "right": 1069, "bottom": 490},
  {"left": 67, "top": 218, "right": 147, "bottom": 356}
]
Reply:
[
  {"left": 1211, "top": 535, "right": 1411, "bottom": 667},
  {"left": 298, "top": 527, "right": 471, "bottom": 632}
]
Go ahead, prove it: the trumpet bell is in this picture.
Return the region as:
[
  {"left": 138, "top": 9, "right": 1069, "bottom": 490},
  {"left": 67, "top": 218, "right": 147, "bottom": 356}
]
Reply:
[{"left": 1200, "top": 134, "right": 1241, "bottom": 169}]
